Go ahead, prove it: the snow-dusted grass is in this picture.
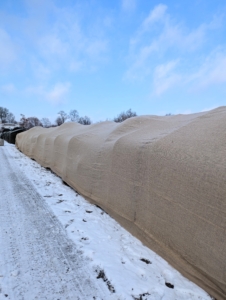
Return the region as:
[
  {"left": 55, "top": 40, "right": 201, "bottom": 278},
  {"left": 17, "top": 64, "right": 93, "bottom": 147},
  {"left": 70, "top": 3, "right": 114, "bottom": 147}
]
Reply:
[{"left": 6, "top": 143, "right": 212, "bottom": 300}]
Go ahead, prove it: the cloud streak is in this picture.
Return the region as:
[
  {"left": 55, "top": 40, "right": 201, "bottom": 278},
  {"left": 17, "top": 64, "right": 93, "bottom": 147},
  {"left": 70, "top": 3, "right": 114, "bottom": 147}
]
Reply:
[
  {"left": 46, "top": 82, "right": 71, "bottom": 104},
  {"left": 187, "top": 48, "right": 226, "bottom": 89},
  {"left": 1, "top": 1, "right": 109, "bottom": 79},
  {"left": 0, "top": 28, "right": 17, "bottom": 70},
  {"left": 125, "top": 4, "right": 225, "bottom": 95},
  {"left": 34, "top": 4, "right": 109, "bottom": 72},
  {"left": 26, "top": 82, "right": 71, "bottom": 105},
  {"left": 142, "top": 4, "right": 167, "bottom": 29},
  {"left": 153, "top": 60, "right": 180, "bottom": 95},
  {"left": 0, "top": 84, "right": 16, "bottom": 95},
  {"left": 122, "top": 0, "right": 136, "bottom": 12}
]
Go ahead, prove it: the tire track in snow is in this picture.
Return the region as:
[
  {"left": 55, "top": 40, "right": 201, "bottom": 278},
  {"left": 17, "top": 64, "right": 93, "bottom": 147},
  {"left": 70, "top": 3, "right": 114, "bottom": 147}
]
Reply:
[{"left": 0, "top": 147, "right": 105, "bottom": 300}]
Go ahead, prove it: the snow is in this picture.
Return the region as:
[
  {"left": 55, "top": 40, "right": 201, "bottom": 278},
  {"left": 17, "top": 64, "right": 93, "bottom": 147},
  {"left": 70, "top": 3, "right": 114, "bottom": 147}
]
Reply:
[{"left": 0, "top": 142, "right": 213, "bottom": 300}]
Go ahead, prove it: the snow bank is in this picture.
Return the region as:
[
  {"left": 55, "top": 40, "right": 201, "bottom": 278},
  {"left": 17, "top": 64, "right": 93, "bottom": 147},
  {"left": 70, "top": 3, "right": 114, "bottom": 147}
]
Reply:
[{"left": 16, "top": 106, "right": 226, "bottom": 300}]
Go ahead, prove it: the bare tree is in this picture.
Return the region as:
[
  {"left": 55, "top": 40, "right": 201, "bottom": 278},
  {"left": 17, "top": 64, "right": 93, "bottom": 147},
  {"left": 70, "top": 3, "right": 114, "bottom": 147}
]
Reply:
[
  {"left": 19, "top": 114, "right": 27, "bottom": 128},
  {"left": 55, "top": 110, "right": 91, "bottom": 125},
  {"left": 0, "top": 107, "right": 16, "bottom": 123},
  {"left": 27, "top": 117, "right": 42, "bottom": 129},
  {"left": 0, "top": 107, "right": 9, "bottom": 123},
  {"left": 78, "top": 116, "right": 92, "bottom": 125},
  {"left": 69, "top": 109, "right": 79, "bottom": 122},
  {"left": 20, "top": 115, "right": 42, "bottom": 129},
  {"left": 41, "top": 118, "right": 51, "bottom": 128},
  {"left": 113, "top": 109, "right": 137, "bottom": 123},
  {"left": 57, "top": 111, "right": 68, "bottom": 124},
  {"left": 55, "top": 116, "right": 63, "bottom": 126},
  {"left": 6, "top": 112, "right": 16, "bottom": 123}
]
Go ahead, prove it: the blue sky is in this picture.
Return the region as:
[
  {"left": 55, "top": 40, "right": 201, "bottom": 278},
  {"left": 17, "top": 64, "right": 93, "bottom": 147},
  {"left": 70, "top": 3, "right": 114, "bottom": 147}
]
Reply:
[{"left": 1, "top": 0, "right": 226, "bottom": 123}]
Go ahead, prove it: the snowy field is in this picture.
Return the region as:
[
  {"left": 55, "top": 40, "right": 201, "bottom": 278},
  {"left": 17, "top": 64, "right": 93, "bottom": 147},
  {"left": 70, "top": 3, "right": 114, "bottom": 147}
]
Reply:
[{"left": 0, "top": 142, "right": 213, "bottom": 300}]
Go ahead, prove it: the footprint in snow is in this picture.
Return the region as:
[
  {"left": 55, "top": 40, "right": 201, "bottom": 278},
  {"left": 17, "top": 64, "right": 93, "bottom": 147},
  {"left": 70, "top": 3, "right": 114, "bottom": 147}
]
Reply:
[
  {"left": 162, "top": 269, "right": 174, "bottom": 289},
  {"left": 65, "top": 219, "right": 74, "bottom": 228}
]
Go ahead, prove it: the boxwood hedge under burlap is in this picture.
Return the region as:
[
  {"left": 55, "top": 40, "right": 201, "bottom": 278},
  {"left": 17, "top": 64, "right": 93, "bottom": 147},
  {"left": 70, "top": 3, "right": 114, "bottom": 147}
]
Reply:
[
  {"left": 0, "top": 127, "right": 25, "bottom": 144},
  {"left": 16, "top": 107, "right": 226, "bottom": 299}
]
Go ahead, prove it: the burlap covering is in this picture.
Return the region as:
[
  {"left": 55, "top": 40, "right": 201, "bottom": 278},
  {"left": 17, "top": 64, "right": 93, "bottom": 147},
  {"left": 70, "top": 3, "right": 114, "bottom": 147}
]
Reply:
[
  {"left": 16, "top": 107, "right": 226, "bottom": 299},
  {"left": 0, "top": 127, "right": 25, "bottom": 144}
]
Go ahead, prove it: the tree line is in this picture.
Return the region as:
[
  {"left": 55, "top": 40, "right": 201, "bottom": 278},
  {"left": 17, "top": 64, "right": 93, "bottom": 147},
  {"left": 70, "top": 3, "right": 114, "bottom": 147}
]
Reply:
[
  {"left": 0, "top": 107, "right": 16, "bottom": 124},
  {"left": 0, "top": 107, "right": 138, "bottom": 130}
]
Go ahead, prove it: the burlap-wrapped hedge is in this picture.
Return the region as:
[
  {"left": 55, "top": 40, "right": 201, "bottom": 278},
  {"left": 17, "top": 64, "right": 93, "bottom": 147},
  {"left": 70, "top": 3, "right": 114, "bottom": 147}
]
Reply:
[
  {"left": 16, "top": 107, "right": 226, "bottom": 299},
  {"left": 1, "top": 127, "right": 25, "bottom": 144}
]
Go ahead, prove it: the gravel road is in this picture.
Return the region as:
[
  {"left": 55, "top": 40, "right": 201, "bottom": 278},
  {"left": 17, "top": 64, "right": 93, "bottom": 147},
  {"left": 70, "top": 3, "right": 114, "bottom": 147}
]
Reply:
[{"left": 0, "top": 146, "right": 105, "bottom": 300}]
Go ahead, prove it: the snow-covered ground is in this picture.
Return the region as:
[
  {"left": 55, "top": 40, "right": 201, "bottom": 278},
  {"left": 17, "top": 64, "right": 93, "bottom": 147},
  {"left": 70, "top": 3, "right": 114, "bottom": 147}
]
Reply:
[{"left": 0, "top": 142, "right": 213, "bottom": 300}]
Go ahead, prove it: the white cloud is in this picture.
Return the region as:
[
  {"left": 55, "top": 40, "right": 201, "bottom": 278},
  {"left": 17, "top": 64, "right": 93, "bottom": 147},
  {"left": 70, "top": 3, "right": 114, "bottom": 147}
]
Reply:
[
  {"left": 122, "top": 0, "right": 136, "bottom": 12},
  {"left": 180, "top": 109, "right": 192, "bottom": 115},
  {"left": 46, "top": 82, "right": 70, "bottom": 104},
  {"left": 8, "top": 1, "right": 109, "bottom": 77},
  {"left": 85, "top": 40, "right": 108, "bottom": 59},
  {"left": 1, "top": 83, "right": 16, "bottom": 93},
  {"left": 26, "top": 82, "right": 71, "bottom": 105},
  {"left": 0, "top": 29, "right": 17, "bottom": 69},
  {"left": 124, "top": 44, "right": 157, "bottom": 80},
  {"left": 69, "top": 60, "right": 83, "bottom": 72},
  {"left": 153, "top": 60, "right": 180, "bottom": 95},
  {"left": 30, "top": 58, "right": 51, "bottom": 80},
  {"left": 33, "top": 15, "right": 109, "bottom": 73},
  {"left": 142, "top": 4, "right": 167, "bottom": 29},
  {"left": 103, "top": 16, "right": 114, "bottom": 28},
  {"left": 201, "top": 106, "right": 219, "bottom": 112},
  {"left": 188, "top": 50, "right": 226, "bottom": 89},
  {"left": 124, "top": 3, "right": 223, "bottom": 93},
  {"left": 137, "top": 4, "right": 213, "bottom": 52},
  {"left": 38, "top": 35, "right": 68, "bottom": 58},
  {"left": 129, "top": 8, "right": 208, "bottom": 58},
  {"left": 151, "top": 48, "right": 226, "bottom": 94}
]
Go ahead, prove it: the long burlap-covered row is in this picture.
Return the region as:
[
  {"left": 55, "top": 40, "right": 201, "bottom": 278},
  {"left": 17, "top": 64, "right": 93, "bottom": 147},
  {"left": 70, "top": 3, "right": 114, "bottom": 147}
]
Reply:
[
  {"left": 0, "top": 127, "right": 26, "bottom": 144},
  {"left": 16, "top": 107, "right": 226, "bottom": 299}
]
